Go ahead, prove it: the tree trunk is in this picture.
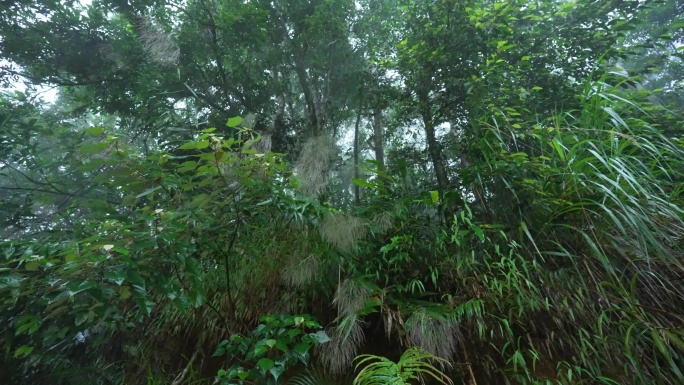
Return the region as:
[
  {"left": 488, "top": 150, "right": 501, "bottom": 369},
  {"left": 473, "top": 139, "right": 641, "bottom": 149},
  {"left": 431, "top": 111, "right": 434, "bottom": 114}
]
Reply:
[
  {"left": 422, "top": 112, "right": 449, "bottom": 192},
  {"left": 292, "top": 58, "right": 320, "bottom": 137},
  {"left": 271, "top": 68, "right": 287, "bottom": 153},
  {"left": 271, "top": 9, "right": 320, "bottom": 137},
  {"left": 372, "top": 104, "right": 384, "bottom": 170},
  {"left": 353, "top": 94, "right": 364, "bottom": 204}
]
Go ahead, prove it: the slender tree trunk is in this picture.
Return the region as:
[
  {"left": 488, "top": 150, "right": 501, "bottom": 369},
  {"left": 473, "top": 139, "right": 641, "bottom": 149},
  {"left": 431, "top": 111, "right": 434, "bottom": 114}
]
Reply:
[
  {"left": 353, "top": 93, "right": 364, "bottom": 204},
  {"left": 293, "top": 59, "right": 320, "bottom": 137},
  {"left": 271, "top": 68, "right": 287, "bottom": 152},
  {"left": 372, "top": 104, "right": 384, "bottom": 170},
  {"left": 313, "top": 84, "right": 325, "bottom": 134},
  {"left": 272, "top": 10, "right": 320, "bottom": 137},
  {"left": 422, "top": 112, "right": 449, "bottom": 192}
]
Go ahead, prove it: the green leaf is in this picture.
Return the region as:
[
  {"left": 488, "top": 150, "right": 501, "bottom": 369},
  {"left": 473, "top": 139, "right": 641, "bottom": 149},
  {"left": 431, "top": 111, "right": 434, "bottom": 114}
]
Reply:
[
  {"left": 293, "top": 342, "right": 310, "bottom": 355},
  {"left": 253, "top": 344, "right": 268, "bottom": 357},
  {"left": 178, "top": 141, "right": 197, "bottom": 150},
  {"left": 177, "top": 160, "right": 198, "bottom": 173},
  {"left": 352, "top": 178, "right": 375, "bottom": 189},
  {"left": 135, "top": 186, "right": 161, "bottom": 198},
  {"left": 222, "top": 138, "right": 236, "bottom": 148},
  {"left": 213, "top": 341, "right": 229, "bottom": 357},
  {"left": 75, "top": 311, "right": 89, "bottom": 326},
  {"left": 257, "top": 358, "right": 275, "bottom": 372},
  {"left": 196, "top": 140, "right": 210, "bottom": 149},
  {"left": 314, "top": 330, "right": 331, "bottom": 344},
  {"left": 24, "top": 261, "right": 38, "bottom": 271},
  {"left": 78, "top": 142, "right": 108, "bottom": 154},
  {"left": 270, "top": 364, "right": 286, "bottom": 381},
  {"left": 85, "top": 126, "right": 104, "bottom": 135},
  {"left": 430, "top": 190, "right": 439, "bottom": 204},
  {"left": 14, "top": 345, "right": 33, "bottom": 358},
  {"left": 227, "top": 117, "right": 243, "bottom": 127},
  {"left": 275, "top": 340, "right": 289, "bottom": 352},
  {"left": 119, "top": 287, "right": 131, "bottom": 300},
  {"left": 121, "top": 196, "right": 137, "bottom": 206},
  {"left": 105, "top": 270, "right": 126, "bottom": 285},
  {"left": 663, "top": 330, "right": 684, "bottom": 352},
  {"left": 190, "top": 193, "right": 209, "bottom": 208}
]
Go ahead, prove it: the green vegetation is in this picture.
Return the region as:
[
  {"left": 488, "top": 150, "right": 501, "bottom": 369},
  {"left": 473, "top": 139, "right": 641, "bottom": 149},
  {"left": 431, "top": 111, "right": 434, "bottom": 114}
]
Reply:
[
  {"left": 0, "top": 0, "right": 683, "bottom": 384},
  {"left": 353, "top": 347, "right": 452, "bottom": 385}
]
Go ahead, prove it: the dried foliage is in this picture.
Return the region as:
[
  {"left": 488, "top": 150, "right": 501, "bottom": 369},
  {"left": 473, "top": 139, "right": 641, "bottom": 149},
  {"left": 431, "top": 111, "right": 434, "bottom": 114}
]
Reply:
[
  {"left": 252, "top": 133, "right": 272, "bottom": 154},
  {"left": 317, "top": 279, "right": 376, "bottom": 374},
  {"left": 405, "top": 309, "right": 460, "bottom": 361},
  {"left": 333, "top": 279, "right": 373, "bottom": 317},
  {"left": 295, "top": 135, "right": 337, "bottom": 196},
  {"left": 320, "top": 213, "right": 366, "bottom": 254},
  {"left": 319, "top": 316, "right": 365, "bottom": 375},
  {"left": 138, "top": 19, "right": 180, "bottom": 67},
  {"left": 371, "top": 211, "right": 394, "bottom": 234},
  {"left": 282, "top": 252, "right": 322, "bottom": 287}
]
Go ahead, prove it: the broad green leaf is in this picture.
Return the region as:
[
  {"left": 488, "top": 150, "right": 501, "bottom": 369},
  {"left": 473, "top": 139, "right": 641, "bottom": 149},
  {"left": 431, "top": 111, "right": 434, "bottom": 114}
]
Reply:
[
  {"left": 24, "top": 261, "right": 38, "bottom": 271},
  {"left": 222, "top": 138, "right": 236, "bottom": 148},
  {"left": 105, "top": 270, "right": 126, "bottom": 286},
  {"left": 14, "top": 345, "right": 33, "bottom": 358},
  {"left": 257, "top": 358, "right": 275, "bottom": 372},
  {"left": 85, "top": 126, "right": 104, "bottom": 135},
  {"left": 227, "top": 117, "right": 243, "bottom": 127},
  {"left": 275, "top": 340, "right": 289, "bottom": 352},
  {"left": 430, "top": 190, "right": 439, "bottom": 204},
  {"left": 78, "top": 142, "right": 108, "bottom": 154},
  {"left": 119, "top": 287, "right": 131, "bottom": 300},
  {"left": 293, "top": 342, "right": 309, "bottom": 355},
  {"left": 270, "top": 364, "right": 286, "bottom": 381},
  {"left": 314, "top": 330, "right": 331, "bottom": 344},
  {"left": 253, "top": 344, "right": 268, "bottom": 357}
]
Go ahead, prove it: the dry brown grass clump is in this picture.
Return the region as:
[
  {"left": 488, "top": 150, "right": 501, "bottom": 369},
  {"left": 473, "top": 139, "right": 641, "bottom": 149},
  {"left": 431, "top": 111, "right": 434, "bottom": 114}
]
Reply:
[
  {"left": 320, "top": 213, "right": 366, "bottom": 254},
  {"left": 138, "top": 19, "right": 180, "bottom": 67},
  {"left": 294, "top": 135, "right": 337, "bottom": 196}
]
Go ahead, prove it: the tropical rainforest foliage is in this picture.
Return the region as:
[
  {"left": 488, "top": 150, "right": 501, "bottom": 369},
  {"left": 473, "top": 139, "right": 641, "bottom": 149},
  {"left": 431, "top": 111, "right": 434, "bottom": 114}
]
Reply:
[{"left": 1, "top": 0, "right": 683, "bottom": 384}]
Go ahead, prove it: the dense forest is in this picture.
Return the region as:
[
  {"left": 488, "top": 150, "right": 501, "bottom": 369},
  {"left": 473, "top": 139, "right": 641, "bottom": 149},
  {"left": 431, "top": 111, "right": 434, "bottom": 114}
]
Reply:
[{"left": 1, "top": 0, "right": 683, "bottom": 384}]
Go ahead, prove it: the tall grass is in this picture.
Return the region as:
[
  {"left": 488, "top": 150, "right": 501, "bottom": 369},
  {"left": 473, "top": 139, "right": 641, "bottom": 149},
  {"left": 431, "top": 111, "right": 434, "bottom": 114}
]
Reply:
[{"left": 453, "top": 72, "right": 684, "bottom": 384}]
